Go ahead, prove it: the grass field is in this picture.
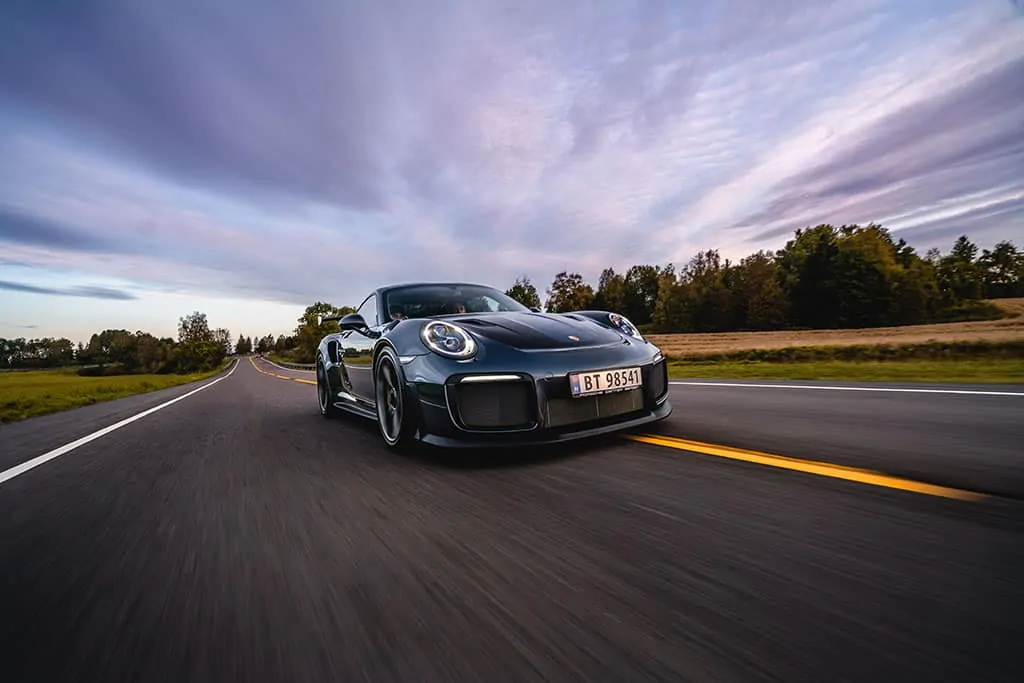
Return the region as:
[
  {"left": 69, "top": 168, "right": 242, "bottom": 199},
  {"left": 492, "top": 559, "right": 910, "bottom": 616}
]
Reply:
[
  {"left": 653, "top": 299, "right": 1024, "bottom": 383},
  {"left": 0, "top": 362, "right": 233, "bottom": 424},
  {"left": 647, "top": 298, "right": 1024, "bottom": 358}
]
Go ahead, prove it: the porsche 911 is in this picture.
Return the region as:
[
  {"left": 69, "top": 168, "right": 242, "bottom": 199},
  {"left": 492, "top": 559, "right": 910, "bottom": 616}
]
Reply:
[{"left": 315, "top": 281, "right": 671, "bottom": 449}]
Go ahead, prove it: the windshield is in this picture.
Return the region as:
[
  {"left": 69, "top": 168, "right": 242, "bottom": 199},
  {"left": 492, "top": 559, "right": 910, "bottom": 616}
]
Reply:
[{"left": 384, "top": 283, "right": 530, "bottom": 320}]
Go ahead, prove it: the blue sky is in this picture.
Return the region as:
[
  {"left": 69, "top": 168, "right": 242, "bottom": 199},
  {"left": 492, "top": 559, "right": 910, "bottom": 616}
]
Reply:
[{"left": 1, "top": 0, "right": 1022, "bottom": 344}]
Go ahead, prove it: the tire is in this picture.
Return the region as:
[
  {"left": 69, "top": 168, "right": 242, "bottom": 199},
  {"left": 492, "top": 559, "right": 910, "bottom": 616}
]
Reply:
[
  {"left": 374, "top": 348, "right": 417, "bottom": 450},
  {"left": 316, "top": 359, "right": 338, "bottom": 418}
]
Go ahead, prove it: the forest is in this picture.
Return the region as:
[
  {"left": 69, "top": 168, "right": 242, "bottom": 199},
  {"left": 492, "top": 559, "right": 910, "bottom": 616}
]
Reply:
[{"left": 2, "top": 225, "right": 1021, "bottom": 371}]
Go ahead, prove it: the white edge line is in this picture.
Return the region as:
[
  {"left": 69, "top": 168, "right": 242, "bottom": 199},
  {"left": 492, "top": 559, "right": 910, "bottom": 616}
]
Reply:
[
  {"left": 0, "top": 359, "right": 240, "bottom": 486},
  {"left": 669, "top": 380, "right": 1024, "bottom": 397}
]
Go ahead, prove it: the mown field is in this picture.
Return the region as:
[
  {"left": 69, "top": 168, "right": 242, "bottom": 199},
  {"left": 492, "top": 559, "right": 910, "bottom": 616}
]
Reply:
[
  {"left": 654, "top": 298, "right": 1024, "bottom": 383},
  {"left": 648, "top": 298, "right": 1024, "bottom": 357},
  {"left": 0, "top": 362, "right": 232, "bottom": 424},
  {"left": 5, "top": 299, "right": 1022, "bottom": 426}
]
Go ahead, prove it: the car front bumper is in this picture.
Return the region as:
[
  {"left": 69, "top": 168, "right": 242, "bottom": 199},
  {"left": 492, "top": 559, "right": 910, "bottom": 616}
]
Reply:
[{"left": 402, "top": 353, "right": 672, "bottom": 448}]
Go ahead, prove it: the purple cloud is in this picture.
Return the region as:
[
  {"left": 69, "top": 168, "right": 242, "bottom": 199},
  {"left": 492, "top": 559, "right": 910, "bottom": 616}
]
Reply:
[
  {"left": 0, "top": 279, "right": 136, "bottom": 301},
  {"left": 0, "top": 207, "right": 123, "bottom": 253},
  {"left": 0, "top": 0, "right": 1021, "bottom": 327},
  {"left": 739, "top": 54, "right": 1024, "bottom": 243}
]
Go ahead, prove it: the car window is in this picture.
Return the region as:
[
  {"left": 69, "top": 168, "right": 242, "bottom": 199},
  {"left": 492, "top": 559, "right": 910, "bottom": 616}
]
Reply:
[
  {"left": 384, "top": 284, "right": 529, "bottom": 319},
  {"left": 356, "top": 294, "right": 378, "bottom": 327}
]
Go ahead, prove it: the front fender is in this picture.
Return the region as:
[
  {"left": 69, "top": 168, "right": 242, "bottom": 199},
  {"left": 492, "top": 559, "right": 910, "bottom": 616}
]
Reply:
[
  {"left": 565, "top": 310, "right": 647, "bottom": 341},
  {"left": 371, "top": 320, "right": 432, "bottom": 369}
]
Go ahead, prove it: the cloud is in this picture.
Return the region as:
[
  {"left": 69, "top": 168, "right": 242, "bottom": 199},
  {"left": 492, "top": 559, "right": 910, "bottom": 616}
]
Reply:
[
  {"left": 0, "top": 207, "right": 125, "bottom": 253},
  {"left": 738, "top": 52, "right": 1024, "bottom": 244},
  {"left": 0, "top": 0, "right": 1021, "bottom": 320},
  {"left": 0, "top": 0, "right": 392, "bottom": 211},
  {"left": 0, "top": 280, "right": 137, "bottom": 301}
]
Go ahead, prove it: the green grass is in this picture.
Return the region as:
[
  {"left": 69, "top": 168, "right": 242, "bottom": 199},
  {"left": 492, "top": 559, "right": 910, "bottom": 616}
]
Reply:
[
  {"left": 671, "top": 340, "right": 1024, "bottom": 363},
  {"left": 0, "top": 362, "right": 233, "bottom": 423},
  {"left": 666, "top": 358, "right": 1024, "bottom": 383},
  {"left": 663, "top": 340, "right": 1024, "bottom": 383}
]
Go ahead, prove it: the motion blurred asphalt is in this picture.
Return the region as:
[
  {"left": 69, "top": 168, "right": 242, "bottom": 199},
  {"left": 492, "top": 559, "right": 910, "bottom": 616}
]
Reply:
[{"left": 0, "top": 357, "right": 1022, "bottom": 682}]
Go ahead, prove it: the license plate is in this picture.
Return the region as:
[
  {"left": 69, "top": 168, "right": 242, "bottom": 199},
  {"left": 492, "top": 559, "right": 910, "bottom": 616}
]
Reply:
[{"left": 569, "top": 366, "right": 642, "bottom": 398}]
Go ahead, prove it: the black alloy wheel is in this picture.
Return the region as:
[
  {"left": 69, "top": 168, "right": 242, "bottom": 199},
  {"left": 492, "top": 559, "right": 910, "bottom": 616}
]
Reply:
[{"left": 374, "top": 350, "right": 416, "bottom": 449}]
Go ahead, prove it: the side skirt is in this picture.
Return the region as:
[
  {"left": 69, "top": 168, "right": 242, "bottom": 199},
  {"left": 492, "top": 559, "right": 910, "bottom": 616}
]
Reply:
[{"left": 331, "top": 401, "right": 377, "bottom": 421}]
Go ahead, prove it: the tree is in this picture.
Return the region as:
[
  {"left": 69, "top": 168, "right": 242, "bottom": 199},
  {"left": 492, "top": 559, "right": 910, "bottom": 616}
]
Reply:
[
  {"left": 175, "top": 311, "right": 225, "bottom": 372},
  {"left": 664, "top": 250, "right": 734, "bottom": 332},
  {"left": 293, "top": 301, "right": 354, "bottom": 363},
  {"left": 592, "top": 268, "right": 627, "bottom": 314},
  {"left": 980, "top": 240, "right": 1022, "bottom": 298},
  {"left": 776, "top": 224, "right": 843, "bottom": 328},
  {"left": 937, "top": 235, "right": 984, "bottom": 302},
  {"left": 622, "top": 265, "right": 663, "bottom": 325},
  {"left": 832, "top": 224, "right": 900, "bottom": 328},
  {"left": 178, "top": 311, "right": 213, "bottom": 345},
  {"left": 4, "top": 225, "right": 1012, "bottom": 377},
  {"left": 651, "top": 265, "right": 684, "bottom": 332},
  {"left": 213, "top": 328, "right": 232, "bottom": 355},
  {"left": 545, "top": 272, "right": 595, "bottom": 313},
  {"left": 505, "top": 276, "right": 542, "bottom": 309},
  {"left": 235, "top": 333, "right": 251, "bottom": 355},
  {"left": 731, "top": 251, "right": 788, "bottom": 330}
]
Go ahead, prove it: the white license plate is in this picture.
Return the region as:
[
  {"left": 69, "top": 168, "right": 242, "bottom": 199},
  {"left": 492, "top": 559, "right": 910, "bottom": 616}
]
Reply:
[{"left": 569, "top": 366, "right": 642, "bottom": 398}]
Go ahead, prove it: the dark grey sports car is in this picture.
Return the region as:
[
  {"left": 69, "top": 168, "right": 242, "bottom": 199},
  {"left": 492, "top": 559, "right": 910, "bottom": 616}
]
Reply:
[{"left": 315, "top": 281, "right": 671, "bottom": 449}]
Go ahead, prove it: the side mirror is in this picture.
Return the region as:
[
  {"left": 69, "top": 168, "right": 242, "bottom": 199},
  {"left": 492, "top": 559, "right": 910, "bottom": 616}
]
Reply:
[
  {"left": 338, "top": 313, "right": 366, "bottom": 330},
  {"left": 529, "top": 306, "right": 541, "bottom": 313}
]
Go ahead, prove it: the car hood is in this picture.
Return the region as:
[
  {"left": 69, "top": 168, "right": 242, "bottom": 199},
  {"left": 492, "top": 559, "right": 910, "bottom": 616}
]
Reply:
[{"left": 447, "top": 312, "right": 625, "bottom": 350}]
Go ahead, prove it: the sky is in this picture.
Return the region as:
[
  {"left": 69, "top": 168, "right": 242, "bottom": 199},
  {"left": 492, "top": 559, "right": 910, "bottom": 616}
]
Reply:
[{"left": 1, "top": 0, "right": 1023, "bottom": 344}]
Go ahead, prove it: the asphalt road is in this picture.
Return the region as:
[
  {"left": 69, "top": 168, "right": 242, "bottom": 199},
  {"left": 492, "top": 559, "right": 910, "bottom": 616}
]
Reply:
[{"left": 1, "top": 357, "right": 1022, "bottom": 682}]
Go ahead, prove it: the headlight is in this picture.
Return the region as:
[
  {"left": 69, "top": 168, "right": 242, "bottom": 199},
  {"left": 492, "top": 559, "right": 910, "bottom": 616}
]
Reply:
[
  {"left": 608, "top": 313, "right": 644, "bottom": 341},
  {"left": 421, "top": 321, "right": 477, "bottom": 359}
]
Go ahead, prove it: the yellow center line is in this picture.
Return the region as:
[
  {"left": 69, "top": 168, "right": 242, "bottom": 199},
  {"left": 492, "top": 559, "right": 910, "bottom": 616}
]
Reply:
[
  {"left": 249, "top": 357, "right": 318, "bottom": 385},
  {"left": 623, "top": 433, "right": 986, "bottom": 502},
  {"left": 247, "top": 355, "right": 980, "bottom": 502},
  {"left": 248, "top": 357, "right": 272, "bottom": 375}
]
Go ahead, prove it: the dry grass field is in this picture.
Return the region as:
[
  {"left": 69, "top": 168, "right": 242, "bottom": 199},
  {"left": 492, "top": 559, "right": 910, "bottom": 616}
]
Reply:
[{"left": 648, "top": 298, "right": 1024, "bottom": 358}]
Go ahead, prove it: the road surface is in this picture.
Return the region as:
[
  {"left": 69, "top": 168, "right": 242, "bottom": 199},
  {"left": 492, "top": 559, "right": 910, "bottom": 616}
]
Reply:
[{"left": 0, "top": 357, "right": 1021, "bottom": 682}]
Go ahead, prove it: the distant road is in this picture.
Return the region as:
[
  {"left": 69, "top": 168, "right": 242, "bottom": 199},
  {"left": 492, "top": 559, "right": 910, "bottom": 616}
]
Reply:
[{"left": 0, "top": 357, "right": 1021, "bottom": 682}]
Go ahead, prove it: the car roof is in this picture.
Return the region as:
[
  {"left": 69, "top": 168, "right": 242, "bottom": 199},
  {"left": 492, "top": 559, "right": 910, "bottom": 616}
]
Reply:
[{"left": 375, "top": 281, "right": 494, "bottom": 295}]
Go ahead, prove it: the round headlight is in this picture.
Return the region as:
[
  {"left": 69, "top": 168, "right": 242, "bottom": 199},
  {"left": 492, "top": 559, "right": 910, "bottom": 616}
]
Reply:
[
  {"left": 421, "top": 321, "right": 477, "bottom": 359},
  {"left": 608, "top": 313, "right": 644, "bottom": 341}
]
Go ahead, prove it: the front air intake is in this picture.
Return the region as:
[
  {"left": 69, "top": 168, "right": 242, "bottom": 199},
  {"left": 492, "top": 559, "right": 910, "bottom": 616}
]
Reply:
[
  {"left": 449, "top": 380, "right": 536, "bottom": 430},
  {"left": 647, "top": 358, "right": 668, "bottom": 403}
]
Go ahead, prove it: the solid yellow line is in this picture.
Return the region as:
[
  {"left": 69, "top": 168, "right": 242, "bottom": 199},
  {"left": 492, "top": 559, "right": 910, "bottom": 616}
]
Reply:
[
  {"left": 246, "top": 355, "right": 978, "bottom": 501},
  {"left": 248, "top": 357, "right": 277, "bottom": 377},
  {"left": 248, "top": 357, "right": 317, "bottom": 385},
  {"left": 624, "top": 433, "right": 986, "bottom": 502}
]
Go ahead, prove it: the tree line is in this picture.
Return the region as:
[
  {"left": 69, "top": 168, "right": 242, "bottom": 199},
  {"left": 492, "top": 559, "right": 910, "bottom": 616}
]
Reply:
[
  {"left": 511, "top": 226, "right": 1022, "bottom": 333},
  {"left": 1, "top": 311, "right": 233, "bottom": 375},
  {"left": 4, "top": 225, "right": 1020, "bottom": 371},
  {"left": 262, "top": 226, "right": 1020, "bottom": 365}
]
